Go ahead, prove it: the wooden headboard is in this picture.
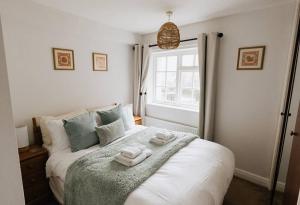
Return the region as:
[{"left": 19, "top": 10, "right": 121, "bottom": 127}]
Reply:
[{"left": 32, "top": 118, "right": 43, "bottom": 146}]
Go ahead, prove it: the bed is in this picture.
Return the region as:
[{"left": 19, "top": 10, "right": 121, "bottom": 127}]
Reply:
[{"left": 32, "top": 113, "right": 234, "bottom": 205}]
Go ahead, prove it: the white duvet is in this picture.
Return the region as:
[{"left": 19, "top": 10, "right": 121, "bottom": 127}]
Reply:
[{"left": 46, "top": 126, "right": 235, "bottom": 205}]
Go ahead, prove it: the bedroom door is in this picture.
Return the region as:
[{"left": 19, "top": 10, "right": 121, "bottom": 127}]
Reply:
[{"left": 284, "top": 102, "right": 300, "bottom": 205}]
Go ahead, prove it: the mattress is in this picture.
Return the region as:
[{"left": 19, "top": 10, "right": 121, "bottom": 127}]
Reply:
[
  {"left": 49, "top": 177, "right": 64, "bottom": 204},
  {"left": 46, "top": 125, "right": 235, "bottom": 205}
]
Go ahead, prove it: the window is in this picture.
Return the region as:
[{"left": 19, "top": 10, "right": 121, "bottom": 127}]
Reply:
[{"left": 152, "top": 47, "right": 199, "bottom": 110}]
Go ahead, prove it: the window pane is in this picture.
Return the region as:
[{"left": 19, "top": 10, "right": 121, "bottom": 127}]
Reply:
[
  {"left": 180, "top": 88, "right": 193, "bottom": 102},
  {"left": 167, "top": 56, "right": 177, "bottom": 71},
  {"left": 152, "top": 48, "right": 199, "bottom": 109},
  {"left": 193, "top": 72, "right": 199, "bottom": 88},
  {"left": 166, "top": 72, "right": 176, "bottom": 87},
  {"left": 155, "top": 87, "right": 166, "bottom": 101},
  {"left": 166, "top": 87, "right": 176, "bottom": 102},
  {"left": 195, "top": 55, "right": 199, "bottom": 66},
  {"left": 156, "top": 72, "right": 166, "bottom": 86},
  {"left": 193, "top": 89, "right": 200, "bottom": 103},
  {"left": 157, "top": 57, "right": 166, "bottom": 71},
  {"left": 182, "top": 55, "right": 194, "bottom": 67},
  {"left": 181, "top": 72, "right": 193, "bottom": 88}
]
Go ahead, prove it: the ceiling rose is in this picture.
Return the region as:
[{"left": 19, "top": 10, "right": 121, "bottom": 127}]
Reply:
[{"left": 157, "top": 11, "right": 180, "bottom": 49}]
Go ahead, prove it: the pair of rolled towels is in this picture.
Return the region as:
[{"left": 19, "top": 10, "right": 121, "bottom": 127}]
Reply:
[
  {"left": 115, "top": 143, "right": 152, "bottom": 167},
  {"left": 150, "top": 131, "right": 176, "bottom": 145}
]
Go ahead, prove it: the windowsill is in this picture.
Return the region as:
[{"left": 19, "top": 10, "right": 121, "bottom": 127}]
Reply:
[{"left": 147, "top": 102, "right": 199, "bottom": 113}]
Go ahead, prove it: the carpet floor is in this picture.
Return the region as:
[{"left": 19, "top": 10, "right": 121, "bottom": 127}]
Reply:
[
  {"left": 224, "top": 177, "right": 283, "bottom": 205},
  {"left": 45, "top": 177, "right": 283, "bottom": 205}
]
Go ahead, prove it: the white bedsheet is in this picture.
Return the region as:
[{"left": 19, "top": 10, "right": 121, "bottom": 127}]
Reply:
[{"left": 46, "top": 125, "right": 235, "bottom": 205}]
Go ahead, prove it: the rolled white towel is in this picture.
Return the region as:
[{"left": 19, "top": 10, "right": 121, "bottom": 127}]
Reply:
[
  {"left": 150, "top": 135, "right": 176, "bottom": 145},
  {"left": 115, "top": 149, "right": 152, "bottom": 167},
  {"left": 156, "top": 131, "right": 175, "bottom": 141},
  {"left": 120, "top": 146, "right": 142, "bottom": 159}
]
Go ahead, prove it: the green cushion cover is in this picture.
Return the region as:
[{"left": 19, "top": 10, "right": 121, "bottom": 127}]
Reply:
[
  {"left": 63, "top": 112, "right": 99, "bottom": 152},
  {"left": 95, "top": 118, "right": 125, "bottom": 147},
  {"left": 96, "top": 104, "right": 122, "bottom": 125}
]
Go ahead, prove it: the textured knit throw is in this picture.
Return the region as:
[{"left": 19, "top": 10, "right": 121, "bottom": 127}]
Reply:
[{"left": 64, "top": 127, "right": 197, "bottom": 205}]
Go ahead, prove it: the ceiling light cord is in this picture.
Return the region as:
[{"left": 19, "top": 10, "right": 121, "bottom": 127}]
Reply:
[{"left": 166, "top": 11, "right": 173, "bottom": 22}]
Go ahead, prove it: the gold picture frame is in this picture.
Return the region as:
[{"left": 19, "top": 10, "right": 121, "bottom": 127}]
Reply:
[
  {"left": 237, "top": 46, "right": 265, "bottom": 70},
  {"left": 92, "top": 52, "right": 108, "bottom": 71},
  {"left": 52, "top": 48, "right": 75, "bottom": 70}
]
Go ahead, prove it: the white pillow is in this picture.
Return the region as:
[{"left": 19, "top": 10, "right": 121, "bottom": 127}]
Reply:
[
  {"left": 39, "top": 109, "right": 88, "bottom": 145},
  {"left": 44, "top": 119, "right": 70, "bottom": 154},
  {"left": 39, "top": 116, "right": 55, "bottom": 145},
  {"left": 122, "top": 104, "right": 135, "bottom": 130}
]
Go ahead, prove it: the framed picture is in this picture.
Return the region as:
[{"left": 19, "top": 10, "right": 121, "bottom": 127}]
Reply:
[
  {"left": 237, "top": 46, "right": 265, "bottom": 70},
  {"left": 93, "top": 52, "right": 108, "bottom": 71},
  {"left": 52, "top": 48, "right": 75, "bottom": 70}
]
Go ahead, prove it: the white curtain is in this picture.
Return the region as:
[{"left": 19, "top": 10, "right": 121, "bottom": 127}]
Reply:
[
  {"left": 133, "top": 44, "right": 142, "bottom": 116},
  {"left": 133, "top": 44, "right": 151, "bottom": 117},
  {"left": 198, "top": 33, "right": 220, "bottom": 141},
  {"left": 140, "top": 46, "right": 151, "bottom": 117}
]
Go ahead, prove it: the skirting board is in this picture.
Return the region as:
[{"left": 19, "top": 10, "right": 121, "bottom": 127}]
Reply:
[{"left": 234, "top": 168, "right": 285, "bottom": 192}]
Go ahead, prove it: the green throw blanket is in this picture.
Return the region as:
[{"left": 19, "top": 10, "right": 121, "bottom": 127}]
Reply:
[{"left": 64, "top": 127, "right": 197, "bottom": 205}]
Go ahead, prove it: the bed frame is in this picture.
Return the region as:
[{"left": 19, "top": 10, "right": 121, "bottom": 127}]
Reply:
[{"left": 32, "top": 117, "right": 43, "bottom": 146}]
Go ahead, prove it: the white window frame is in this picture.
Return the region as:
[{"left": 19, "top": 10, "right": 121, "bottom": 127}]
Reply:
[{"left": 151, "top": 47, "right": 199, "bottom": 110}]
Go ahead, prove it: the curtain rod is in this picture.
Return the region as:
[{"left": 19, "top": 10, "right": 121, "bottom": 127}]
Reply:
[{"left": 148, "top": 32, "right": 223, "bottom": 48}]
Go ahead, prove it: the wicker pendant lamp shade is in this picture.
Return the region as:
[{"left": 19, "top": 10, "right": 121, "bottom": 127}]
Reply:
[{"left": 157, "top": 11, "right": 180, "bottom": 49}]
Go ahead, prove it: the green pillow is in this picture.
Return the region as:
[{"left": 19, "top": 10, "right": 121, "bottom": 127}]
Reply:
[
  {"left": 96, "top": 104, "right": 122, "bottom": 125},
  {"left": 95, "top": 118, "right": 125, "bottom": 147},
  {"left": 63, "top": 112, "right": 99, "bottom": 152}
]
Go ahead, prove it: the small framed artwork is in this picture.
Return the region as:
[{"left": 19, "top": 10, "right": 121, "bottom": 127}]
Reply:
[
  {"left": 237, "top": 46, "right": 265, "bottom": 70},
  {"left": 52, "top": 48, "right": 75, "bottom": 70},
  {"left": 92, "top": 52, "right": 108, "bottom": 71}
]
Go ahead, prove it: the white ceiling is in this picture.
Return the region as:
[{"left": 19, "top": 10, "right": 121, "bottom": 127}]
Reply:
[{"left": 31, "top": 0, "right": 294, "bottom": 34}]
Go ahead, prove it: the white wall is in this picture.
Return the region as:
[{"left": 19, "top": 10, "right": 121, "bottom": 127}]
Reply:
[
  {"left": 0, "top": 17, "right": 25, "bottom": 205},
  {"left": 0, "top": 0, "right": 140, "bottom": 142},
  {"left": 142, "top": 2, "right": 296, "bottom": 181}
]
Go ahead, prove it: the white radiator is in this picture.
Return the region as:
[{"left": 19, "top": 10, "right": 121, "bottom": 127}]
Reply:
[{"left": 144, "top": 116, "right": 198, "bottom": 135}]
